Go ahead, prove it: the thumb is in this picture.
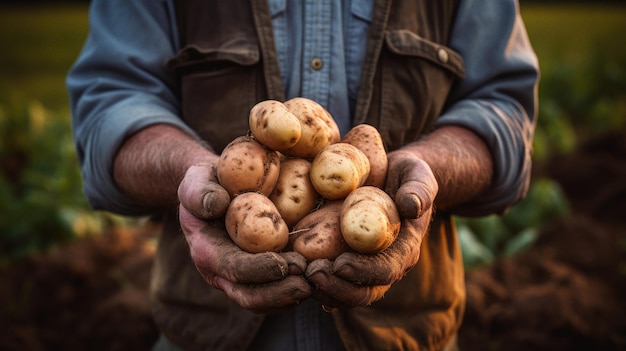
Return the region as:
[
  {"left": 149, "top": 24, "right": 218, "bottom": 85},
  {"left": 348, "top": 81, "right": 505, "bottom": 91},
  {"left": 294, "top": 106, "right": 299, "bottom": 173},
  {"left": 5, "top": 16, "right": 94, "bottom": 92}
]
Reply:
[
  {"left": 178, "top": 163, "right": 230, "bottom": 219},
  {"left": 391, "top": 158, "right": 438, "bottom": 219}
]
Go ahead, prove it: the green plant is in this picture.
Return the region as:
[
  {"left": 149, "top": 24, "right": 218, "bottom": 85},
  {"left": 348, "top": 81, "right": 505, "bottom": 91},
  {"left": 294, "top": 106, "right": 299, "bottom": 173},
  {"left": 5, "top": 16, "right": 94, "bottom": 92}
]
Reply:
[
  {"left": 532, "top": 51, "right": 626, "bottom": 163},
  {"left": 0, "top": 97, "right": 115, "bottom": 267},
  {"left": 457, "top": 178, "right": 571, "bottom": 269}
]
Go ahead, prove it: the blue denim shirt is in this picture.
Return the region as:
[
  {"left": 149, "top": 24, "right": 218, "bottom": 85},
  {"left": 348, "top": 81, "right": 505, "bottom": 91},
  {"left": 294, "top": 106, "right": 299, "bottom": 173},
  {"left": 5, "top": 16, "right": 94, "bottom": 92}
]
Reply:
[{"left": 269, "top": 0, "right": 374, "bottom": 135}]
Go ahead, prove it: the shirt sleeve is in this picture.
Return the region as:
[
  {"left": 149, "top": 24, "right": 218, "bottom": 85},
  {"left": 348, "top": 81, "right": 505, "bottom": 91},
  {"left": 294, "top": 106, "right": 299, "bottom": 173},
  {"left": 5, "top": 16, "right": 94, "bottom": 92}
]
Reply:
[
  {"left": 67, "top": 0, "right": 196, "bottom": 215},
  {"left": 436, "top": 0, "right": 539, "bottom": 216}
]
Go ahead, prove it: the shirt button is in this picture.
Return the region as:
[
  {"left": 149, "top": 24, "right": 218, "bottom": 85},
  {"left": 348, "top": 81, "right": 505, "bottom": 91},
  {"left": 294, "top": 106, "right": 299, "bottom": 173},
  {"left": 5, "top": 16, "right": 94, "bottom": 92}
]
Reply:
[
  {"left": 311, "top": 58, "right": 323, "bottom": 70},
  {"left": 437, "top": 48, "right": 449, "bottom": 63}
]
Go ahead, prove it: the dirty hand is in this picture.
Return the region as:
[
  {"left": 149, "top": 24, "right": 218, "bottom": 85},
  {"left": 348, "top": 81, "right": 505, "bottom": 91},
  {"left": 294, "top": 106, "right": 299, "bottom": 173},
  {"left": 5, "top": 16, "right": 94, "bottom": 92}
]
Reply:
[
  {"left": 306, "top": 150, "right": 438, "bottom": 308},
  {"left": 178, "top": 163, "right": 311, "bottom": 314}
]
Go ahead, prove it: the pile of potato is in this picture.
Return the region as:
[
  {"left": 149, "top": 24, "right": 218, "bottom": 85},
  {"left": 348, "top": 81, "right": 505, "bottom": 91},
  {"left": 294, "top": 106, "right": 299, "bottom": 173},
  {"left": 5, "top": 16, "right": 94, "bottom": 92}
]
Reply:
[{"left": 218, "top": 97, "right": 400, "bottom": 261}]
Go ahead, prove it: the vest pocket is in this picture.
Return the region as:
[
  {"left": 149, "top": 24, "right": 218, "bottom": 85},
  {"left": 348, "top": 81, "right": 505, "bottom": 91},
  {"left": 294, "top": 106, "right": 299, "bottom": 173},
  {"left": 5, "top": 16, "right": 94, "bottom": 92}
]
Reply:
[
  {"left": 373, "top": 30, "right": 465, "bottom": 151},
  {"left": 384, "top": 30, "right": 464, "bottom": 77},
  {"left": 168, "top": 43, "right": 264, "bottom": 153}
]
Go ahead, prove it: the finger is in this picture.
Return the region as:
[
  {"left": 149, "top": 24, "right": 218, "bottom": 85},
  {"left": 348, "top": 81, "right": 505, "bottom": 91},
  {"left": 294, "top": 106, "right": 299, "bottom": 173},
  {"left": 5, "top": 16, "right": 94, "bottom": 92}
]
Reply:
[
  {"left": 395, "top": 182, "right": 434, "bottom": 219},
  {"left": 278, "top": 251, "right": 308, "bottom": 275},
  {"left": 179, "top": 206, "right": 291, "bottom": 284},
  {"left": 306, "top": 259, "right": 389, "bottom": 308},
  {"left": 215, "top": 275, "right": 312, "bottom": 314},
  {"left": 178, "top": 163, "right": 230, "bottom": 220},
  {"left": 391, "top": 159, "right": 438, "bottom": 219}
]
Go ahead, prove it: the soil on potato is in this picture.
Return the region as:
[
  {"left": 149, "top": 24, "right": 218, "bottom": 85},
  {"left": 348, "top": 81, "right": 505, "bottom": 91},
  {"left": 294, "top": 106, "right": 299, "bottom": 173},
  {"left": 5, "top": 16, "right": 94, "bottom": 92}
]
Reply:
[{"left": 1, "top": 129, "right": 625, "bottom": 351}]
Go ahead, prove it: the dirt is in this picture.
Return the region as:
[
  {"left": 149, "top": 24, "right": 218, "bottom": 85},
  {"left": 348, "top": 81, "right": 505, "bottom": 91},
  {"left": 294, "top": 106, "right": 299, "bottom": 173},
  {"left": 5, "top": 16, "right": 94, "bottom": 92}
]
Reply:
[
  {"left": 0, "top": 225, "right": 161, "bottom": 351},
  {"left": 1, "top": 129, "right": 625, "bottom": 351},
  {"left": 461, "top": 129, "right": 626, "bottom": 351}
]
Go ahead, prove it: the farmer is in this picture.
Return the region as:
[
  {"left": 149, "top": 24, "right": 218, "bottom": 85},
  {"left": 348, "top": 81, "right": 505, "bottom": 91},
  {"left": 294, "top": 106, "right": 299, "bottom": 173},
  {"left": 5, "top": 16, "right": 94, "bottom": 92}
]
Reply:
[{"left": 67, "top": 0, "right": 538, "bottom": 350}]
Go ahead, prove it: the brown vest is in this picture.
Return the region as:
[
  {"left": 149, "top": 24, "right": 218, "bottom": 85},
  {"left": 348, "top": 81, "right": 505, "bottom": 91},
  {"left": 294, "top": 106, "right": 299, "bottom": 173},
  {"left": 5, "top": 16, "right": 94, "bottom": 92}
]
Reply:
[{"left": 154, "top": 1, "right": 466, "bottom": 350}]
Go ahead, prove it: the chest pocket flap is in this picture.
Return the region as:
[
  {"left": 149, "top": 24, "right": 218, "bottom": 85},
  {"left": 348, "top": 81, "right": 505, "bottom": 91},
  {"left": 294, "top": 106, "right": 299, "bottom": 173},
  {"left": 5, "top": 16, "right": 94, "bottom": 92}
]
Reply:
[
  {"left": 385, "top": 30, "right": 465, "bottom": 79},
  {"left": 168, "top": 39, "right": 260, "bottom": 71}
]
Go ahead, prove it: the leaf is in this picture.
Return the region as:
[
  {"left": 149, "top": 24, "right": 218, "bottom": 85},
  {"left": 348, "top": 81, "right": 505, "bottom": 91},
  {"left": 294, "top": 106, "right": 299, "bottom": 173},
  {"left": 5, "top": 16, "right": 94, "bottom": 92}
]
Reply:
[
  {"left": 458, "top": 224, "right": 494, "bottom": 269},
  {"left": 502, "top": 228, "right": 538, "bottom": 257}
]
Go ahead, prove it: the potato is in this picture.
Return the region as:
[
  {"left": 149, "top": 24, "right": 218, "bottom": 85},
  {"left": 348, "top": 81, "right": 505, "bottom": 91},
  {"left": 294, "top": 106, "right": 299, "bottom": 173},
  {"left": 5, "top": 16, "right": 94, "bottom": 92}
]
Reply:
[
  {"left": 269, "top": 158, "right": 318, "bottom": 228},
  {"left": 342, "top": 124, "right": 388, "bottom": 188},
  {"left": 340, "top": 186, "right": 401, "bottom": 254},
  {"left": 310, "top": 143, "right": 370, "bottom": 200},
  {"left": 290, "top": 201, "right": 350, "bottom": 261},
  {"left": 282, "top": 97, "right": 341, "bottom": 160},
  {"left": 249, "top": 100, "right": 302, "bottom": 152},
  {"left": 217, "top": 135, "right": 280, "bottom": 197},
  {"left": 225, "top": 192, "right": 289, "bottom": 253}
]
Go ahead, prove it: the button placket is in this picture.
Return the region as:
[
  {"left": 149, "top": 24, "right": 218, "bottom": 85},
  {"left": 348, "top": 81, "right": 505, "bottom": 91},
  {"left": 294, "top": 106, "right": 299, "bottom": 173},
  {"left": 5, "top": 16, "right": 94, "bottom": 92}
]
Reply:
[{"left": 301, "top": 0, "right": 331, "bottom": 107}]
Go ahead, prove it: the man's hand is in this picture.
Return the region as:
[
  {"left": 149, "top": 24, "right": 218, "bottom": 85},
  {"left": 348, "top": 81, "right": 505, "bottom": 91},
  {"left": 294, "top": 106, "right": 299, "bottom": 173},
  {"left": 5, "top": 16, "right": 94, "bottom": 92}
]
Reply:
[
  {"left": 305, "top": 151, "right": 438, "bottom": 308},
  {"left": 178, "top": 163, "right": 312, "bottom": 314},
  {"left": 306, "top": 212, "right": 432, "bottom": 309}
]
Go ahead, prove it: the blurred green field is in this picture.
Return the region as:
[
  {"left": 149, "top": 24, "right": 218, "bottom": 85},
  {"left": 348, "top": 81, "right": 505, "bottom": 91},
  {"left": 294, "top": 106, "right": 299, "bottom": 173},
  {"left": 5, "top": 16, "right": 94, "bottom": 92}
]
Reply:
[
  {"left": 0, "top": 3, "right": 625, "bottom": 265},
  {"left": 522, "top": 4, "right": 626, "bottom": 71},
  {"left": 0, "top": 4, "right": 88, "bottom": 112}
]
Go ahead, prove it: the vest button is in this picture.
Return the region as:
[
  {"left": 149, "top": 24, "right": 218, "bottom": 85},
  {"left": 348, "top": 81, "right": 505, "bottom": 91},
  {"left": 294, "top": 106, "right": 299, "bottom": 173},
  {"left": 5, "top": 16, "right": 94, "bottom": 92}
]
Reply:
[
  {"left": 311, "top": 58, "right": 323, "bottom": 70},
  {"left": 437, "top": 48, "right": 449, "bottom": 63}
]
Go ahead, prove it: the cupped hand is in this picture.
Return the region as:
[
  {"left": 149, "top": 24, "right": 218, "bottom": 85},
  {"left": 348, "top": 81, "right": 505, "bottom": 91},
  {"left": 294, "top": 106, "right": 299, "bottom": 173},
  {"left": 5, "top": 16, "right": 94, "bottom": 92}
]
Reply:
[
  {"left": 177, "top": 163, "right": 312, "bottom": 314},
  {"left": 306, "top": 150, "right": 438, "bottom": 309},
  {"left": 305, "top": 211, "right": 431, "bottom": 309}
]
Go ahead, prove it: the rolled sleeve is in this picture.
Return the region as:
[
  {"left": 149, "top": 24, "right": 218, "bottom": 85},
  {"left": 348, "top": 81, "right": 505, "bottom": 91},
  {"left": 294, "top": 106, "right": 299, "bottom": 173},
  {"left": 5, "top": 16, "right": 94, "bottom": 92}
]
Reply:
[
  {"left": 436, "top": 0, "right": 539, "bottom": 215},
  {"left": 76, "top": 100, "right": 195, "bottom": 215},
  {"left": 67, "top": 0, "right": 192, "bottom": 215}
]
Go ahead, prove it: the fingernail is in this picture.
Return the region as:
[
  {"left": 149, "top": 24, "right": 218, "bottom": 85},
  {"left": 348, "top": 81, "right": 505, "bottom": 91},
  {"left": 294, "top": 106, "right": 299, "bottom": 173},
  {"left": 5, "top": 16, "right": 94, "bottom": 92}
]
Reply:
[
  {"left": 288, "top": 262, "right": 304, "bottom": 275},
  {"left": 307, "top": 269, "right": 330, "bottom": 289},
  {"left": 321, "top": 304, "right": 337, "bottom": 312}
]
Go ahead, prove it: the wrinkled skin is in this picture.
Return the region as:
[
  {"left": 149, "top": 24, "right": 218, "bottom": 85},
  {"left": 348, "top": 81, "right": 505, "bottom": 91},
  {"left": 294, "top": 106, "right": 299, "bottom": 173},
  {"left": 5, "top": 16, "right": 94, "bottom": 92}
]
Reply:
[
  {"left": 178, "top": 162, "right": 312, "bottom": 314},
  {"left": 306, "top": 150, "right": 438, "bottom": 308}
]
